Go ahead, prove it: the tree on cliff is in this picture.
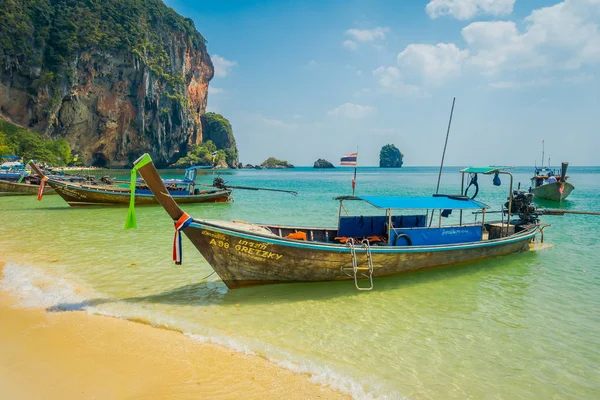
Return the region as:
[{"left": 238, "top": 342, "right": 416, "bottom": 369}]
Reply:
[
  {"left": 200, "top": 113, "right": 239, "bottom": 168},
  {"left": 172, "top": 140, "right": 225, "bottom": 168},
  {"left": 0, "top": 119, "right": 72, "bottom": 165},
  {"left": 379, "top": 144, "right": 404, "bottom": 168}
]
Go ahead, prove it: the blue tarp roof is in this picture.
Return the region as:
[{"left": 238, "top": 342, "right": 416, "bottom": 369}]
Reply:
[{"left": 338, "top": 195, "right": 488, "bottom": 210}]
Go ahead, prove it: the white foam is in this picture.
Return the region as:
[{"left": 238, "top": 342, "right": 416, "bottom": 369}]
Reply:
[
  {"left": 184, "top": 331, "right": 406, "bottom": 400},
  {"left": 0, "top": 262, "right": 90, "bottom": 308}
]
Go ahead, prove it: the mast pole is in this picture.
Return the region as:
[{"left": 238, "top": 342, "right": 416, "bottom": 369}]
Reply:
[
  {"left": 541, "top": 140, "right": 545, "bottom": 168},
  {"left": 430, "top": 97, "right": 455, "bottom": 227},
  {"left": 435, "top": 97, "right": 456, "bottom": 195}
]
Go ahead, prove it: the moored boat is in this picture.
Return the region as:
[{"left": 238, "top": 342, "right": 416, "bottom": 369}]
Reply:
[
  {"left": 530, "top": 162, "right": 574, "bottom": 202},
  {"left": 132, "top": 154, "right": 541, "bottom": 290},
  {"left": 29, "top": 162, "right": 231, "bottom": 206},
  {"left": 0, "top": 178, "right": 55, "bottom": 196}
]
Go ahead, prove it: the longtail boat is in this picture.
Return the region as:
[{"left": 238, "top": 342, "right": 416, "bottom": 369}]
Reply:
[
  {"left": 28, "top": 162, "right": 230, "bottom": 206},
  {"left": 131, "top": 154, "right": 541, "bottom": 290},
  {"left": 530, "top": 162, "right": 574, "bottom": 202},
  {"left": 0, "top": 177, "right": 55, "bottom": 196}
]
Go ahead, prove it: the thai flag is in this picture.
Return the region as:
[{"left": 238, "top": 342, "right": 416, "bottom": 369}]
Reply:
[
  {"left": 212, "top": 151, "right": 218, "bottom": 157},
  {"left": 340, "top": 152, "right": 358, "bottom": 166}
]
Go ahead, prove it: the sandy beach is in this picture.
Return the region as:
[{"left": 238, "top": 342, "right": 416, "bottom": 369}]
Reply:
[{"left": 0, "top": 266, "right": 348, "bottom": 400}]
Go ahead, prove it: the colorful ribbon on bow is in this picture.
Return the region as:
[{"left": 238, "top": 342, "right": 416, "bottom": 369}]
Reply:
[
  {"left": 173, "top": 213, "right": 193, "bottom": 265},
  {"left": 37, "top": 176, "right": 49, "bottom": 201},
  {"left": 124, "top": 154, "right": 152, "bottom": 230}
]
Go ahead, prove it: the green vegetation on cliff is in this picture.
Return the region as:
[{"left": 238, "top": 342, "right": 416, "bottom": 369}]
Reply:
[
  {"left": 0, "top": 119, "right": 71, "bottom": 165},
  {"left": 200, "top": 112, "right": 239, "bottom": 168},
  {"left": 172, "top": 112, "right": 238, "bottom": 168},
  {"left": 0, "top": 0, "right": 205, "bottom": 83},
  {"left": 379, "top": 144, "right": 404, "bottom": 168},
  {"left": 172, "top": 140, "right": 225, "bottom": 168}
]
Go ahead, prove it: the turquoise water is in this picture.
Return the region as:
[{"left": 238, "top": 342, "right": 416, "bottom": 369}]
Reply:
[{"left": 1, "top": 167, "right": 599, "bottom": 399}]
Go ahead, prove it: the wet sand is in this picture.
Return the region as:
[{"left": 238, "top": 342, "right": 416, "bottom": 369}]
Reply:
[{"left": 0, "top": 268, "right": 348, "bottom": 399}]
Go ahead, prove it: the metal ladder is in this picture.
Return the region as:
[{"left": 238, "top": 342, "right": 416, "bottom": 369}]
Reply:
[{"left": 344, "top": 238, "right": 374, "bottom": 290}]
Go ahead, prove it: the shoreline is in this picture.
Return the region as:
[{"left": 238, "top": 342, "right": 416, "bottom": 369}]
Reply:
[{"left": 0, "top": 264, "right": 349, "bottom": 400}]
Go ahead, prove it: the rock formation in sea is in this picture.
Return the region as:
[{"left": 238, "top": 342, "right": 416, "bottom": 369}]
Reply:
[
  {"left": 0, "top": 0, "right": 214, "bottom": 168},
  {"left": 261, "top": 157, "right": 294, "bottom": 169},
  {"left": 313, "top": 159, "right": 334, "bottom": 168},
  {"left": 379, "top": 144, "right": 404, "bottom": 168}
]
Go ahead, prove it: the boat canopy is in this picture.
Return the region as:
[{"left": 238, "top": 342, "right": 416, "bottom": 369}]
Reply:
[
  {"left": 460, "top": 166, "right": 512, "bottom": 174},
  {"left": 335, "top": 195, "right": 489, "bottom": 210}
]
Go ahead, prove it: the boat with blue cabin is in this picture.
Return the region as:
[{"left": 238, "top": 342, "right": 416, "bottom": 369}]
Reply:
[{"left": 132, "top": 155, "right": 541, "bottom": 290}]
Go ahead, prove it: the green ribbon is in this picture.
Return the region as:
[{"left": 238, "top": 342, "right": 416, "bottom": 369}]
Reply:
[{"left": 124, "top": 154, "right": 153, "bottom": 230}]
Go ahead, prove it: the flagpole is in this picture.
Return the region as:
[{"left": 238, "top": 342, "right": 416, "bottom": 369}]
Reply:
[{"left": 352, "top": 147, "right": 358, "bottom": 196}]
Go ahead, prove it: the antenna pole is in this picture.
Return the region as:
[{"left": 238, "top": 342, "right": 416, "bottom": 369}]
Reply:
[
  {"left": 541, "top": 140, "right": 545, "bottom": 168},
  {"left": 435, "top": 97, "right": 456, "bottom": 195}
]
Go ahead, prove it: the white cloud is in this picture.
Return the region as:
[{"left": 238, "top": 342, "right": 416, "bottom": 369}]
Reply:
[
  {"left": 260, "top": 117, "right": 298, "bottom": 130},
  {"left": 305, "top": 59, "right": 318, "bottom": 69},
  {"left": 426, "top": 0, "right": 515, "bottom": 20},
  {"left": 488, "top": 78, "right": 550, "bottom": 89},
  {"left": 487, "top": 81, "right": 518, "bottom": 89},
  {"left": 373, "top": 67, "right": 424, "bottom": 96},
  {"left": 397, "top": 43, "right": 469, "bottom": 84},
  {"left": 356, "top": 70, "right": 363, "bottom": 76},
  {"left": 563, "top": 72, "right": 595, "bottom": 84},
  {"left": 212, "top": 55, "right": 237, "bottom": 78},
  {"left": 208, "top": 87, "right": 223, "bottom": 94},
  {"left": 343, "top": 40, "right": 358, "bottom": 51},
  {"left": 462, "top": 0, "right": 600, "bottom": 74},
  {"left": 327, "top": 103, "right": 375, "bottom": 119},
  {"left": 345, "top": 27, "right": 390, "bottom": 42}
]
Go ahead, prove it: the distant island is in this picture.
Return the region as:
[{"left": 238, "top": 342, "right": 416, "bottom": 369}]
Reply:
[
  {"left": 380, "top": 144, "right": 404, "bottom": 168},
  {"left": 261, "top": 157, "right": 294, "bottom": 169},
  {"left": 314, "top": 159, "right": 334, "bottom": 168}
]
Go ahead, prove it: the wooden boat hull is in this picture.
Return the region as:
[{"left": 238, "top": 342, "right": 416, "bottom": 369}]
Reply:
[
  {"left": 531, "top": 182, "right": 574, "bottom": 202},
  {"left": 47, "top": 180, "right": 230, "bottom": 206},
  {"left": 181, "top": 220, "right": 538, "bottom": 289},
  {"left": 0, "top": 179, "right": 55, "bottom": 196}
]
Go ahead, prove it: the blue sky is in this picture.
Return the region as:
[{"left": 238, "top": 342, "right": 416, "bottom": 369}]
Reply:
[{"left": 164, "top": 0, "right": 599, "bottom": 166}]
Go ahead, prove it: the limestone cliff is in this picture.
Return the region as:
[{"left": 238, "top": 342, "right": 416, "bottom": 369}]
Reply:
[{"left": 0, "top": 0, "right": 213, "bottom": 167}]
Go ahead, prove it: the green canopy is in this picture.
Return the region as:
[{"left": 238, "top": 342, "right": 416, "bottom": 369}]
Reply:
[{"left": 460, "top": 166, "right": 512, "bottom": 174}]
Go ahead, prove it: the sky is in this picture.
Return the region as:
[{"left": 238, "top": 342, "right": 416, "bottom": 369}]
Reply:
[{"left": 163, "top": 0, "right": 600, "bottom": 166}]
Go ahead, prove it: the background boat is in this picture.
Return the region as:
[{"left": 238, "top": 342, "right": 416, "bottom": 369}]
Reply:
[
  {"left": 0, "top": 179, "right": 55, "bottom": 196},
  {"left": 530, "top": 162, "right": 574, "bottom": 201},
  {"left": 29, "top": 162, "right": 230, "bottom": 206}
]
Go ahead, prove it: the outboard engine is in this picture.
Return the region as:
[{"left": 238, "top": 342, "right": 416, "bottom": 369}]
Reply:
[{"left": 505, "top": 189, "right": 537, "bottom": 223}]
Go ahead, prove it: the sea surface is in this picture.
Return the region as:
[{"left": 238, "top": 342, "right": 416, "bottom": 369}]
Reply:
[{"left": 1, "top": 166, "right": 599, "bottom": 399}]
